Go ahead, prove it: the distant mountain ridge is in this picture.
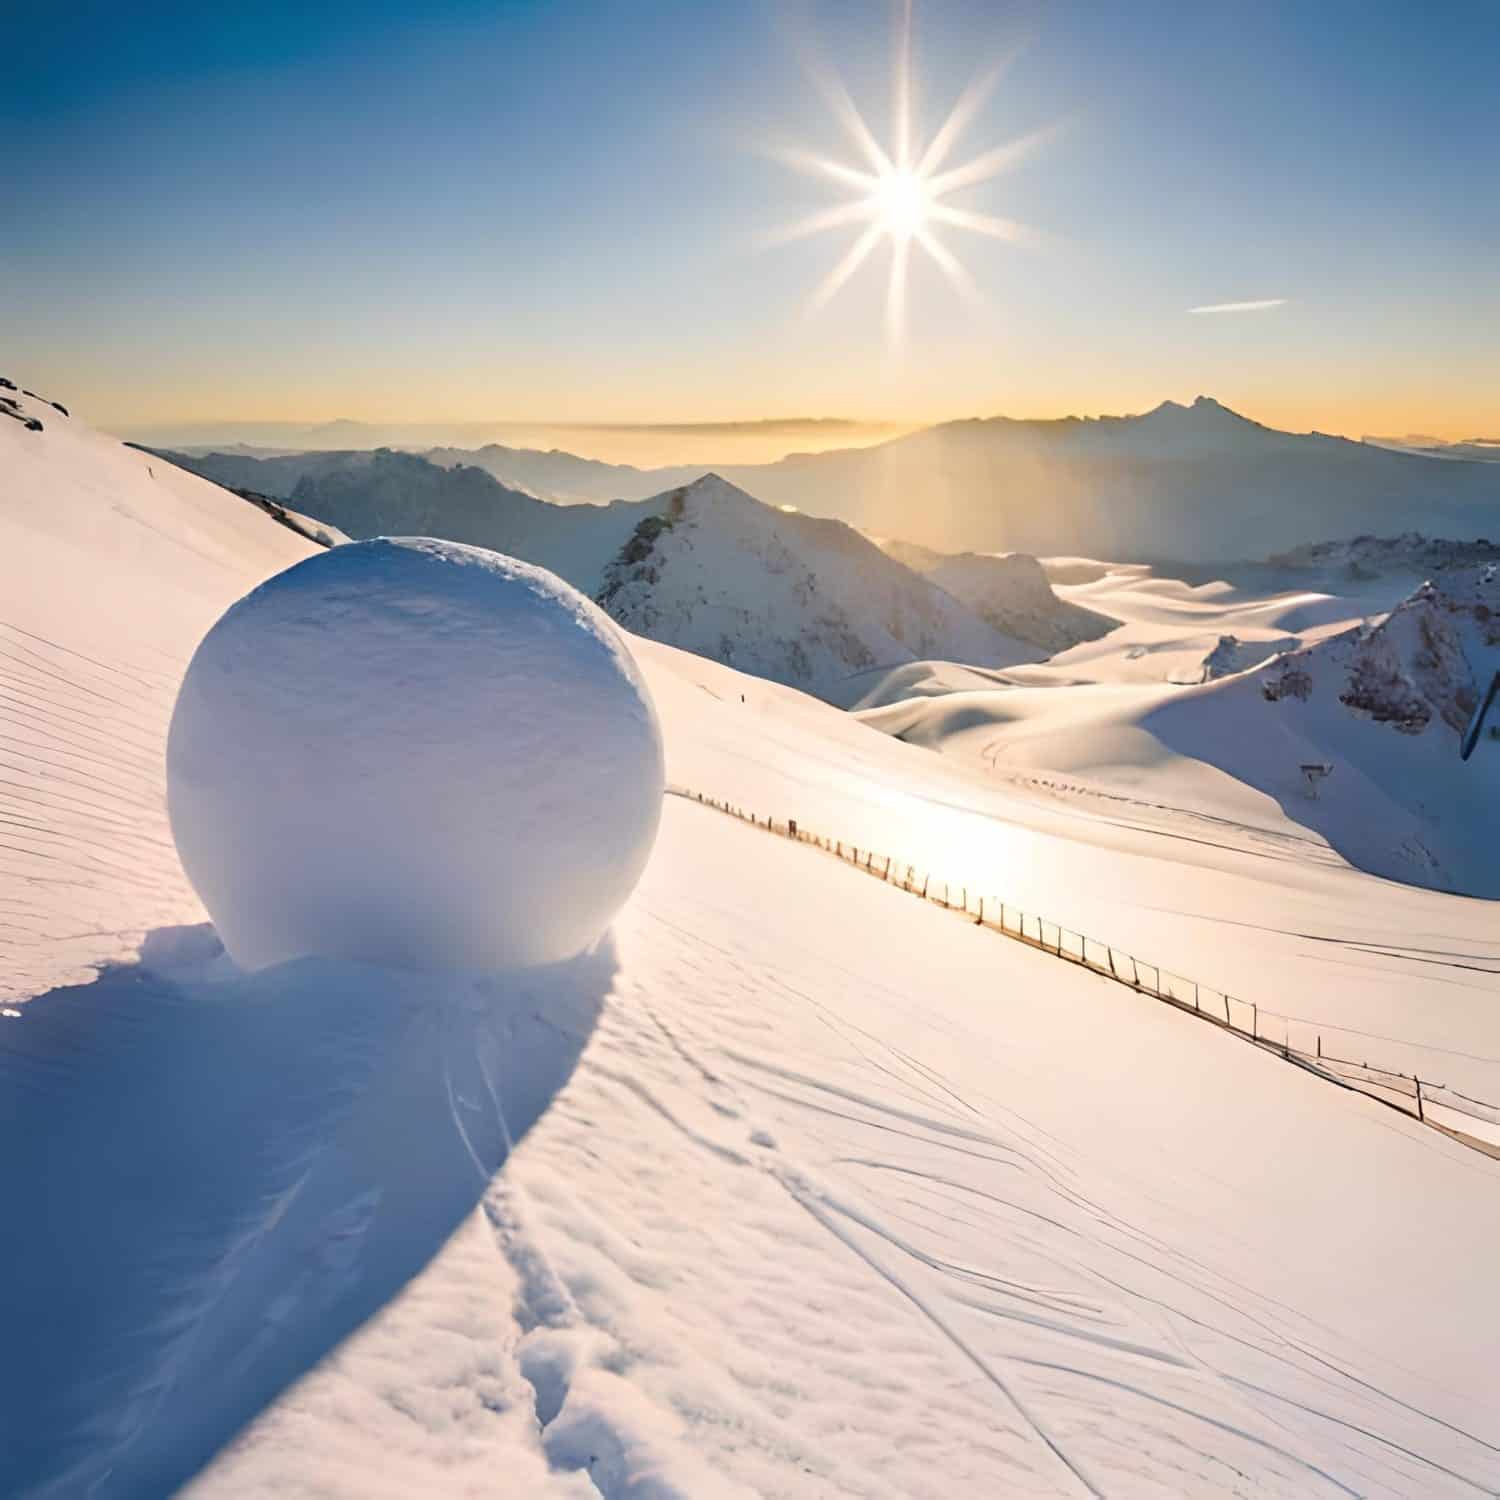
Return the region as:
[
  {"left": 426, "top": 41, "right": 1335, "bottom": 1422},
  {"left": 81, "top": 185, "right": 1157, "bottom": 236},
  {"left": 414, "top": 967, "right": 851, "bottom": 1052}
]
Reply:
[
  {"left": 420, "top": 397, "right": 1500, "bottom": 562},
  {"left": 701, "top": 397, "right": 1499, "bottom": 561},
  {"left": 156, "top": 396, "right": 1499, "bottom": 563}
]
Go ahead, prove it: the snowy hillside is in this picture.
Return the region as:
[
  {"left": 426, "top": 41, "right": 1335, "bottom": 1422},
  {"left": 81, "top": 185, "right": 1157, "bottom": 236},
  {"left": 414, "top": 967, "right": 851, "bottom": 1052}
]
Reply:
[
  {"left": 881, "top": 539, "right": 1117, "bottom": 653},
  {"left": 854, "top": 556, "right": 1500, "bottom": 895},
  {"left": 6, "top": 401, "right": 1500, "bottom": 1496},
  {"left": 1205, "top": 565, "right": 1500, "bottom": 890},
  {"left": 0, "top": 384, "right": 316, "bottom": 1001},
  {"left": 596, "top": 476, "right": 1038, "bottom": 695}
]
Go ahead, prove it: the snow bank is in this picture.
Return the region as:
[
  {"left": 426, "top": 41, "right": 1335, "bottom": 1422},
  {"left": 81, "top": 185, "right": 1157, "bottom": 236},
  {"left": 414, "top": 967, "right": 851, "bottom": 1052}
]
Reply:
[{"left": 167, "top": 538, "right": 664, "bottom": 972}]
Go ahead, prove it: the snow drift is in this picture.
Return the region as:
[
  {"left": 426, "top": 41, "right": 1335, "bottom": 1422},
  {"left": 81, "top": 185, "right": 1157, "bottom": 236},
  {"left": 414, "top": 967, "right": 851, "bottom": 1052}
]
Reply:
[{"left": 168, "top": 538, "right": 664, "bottom": 972}]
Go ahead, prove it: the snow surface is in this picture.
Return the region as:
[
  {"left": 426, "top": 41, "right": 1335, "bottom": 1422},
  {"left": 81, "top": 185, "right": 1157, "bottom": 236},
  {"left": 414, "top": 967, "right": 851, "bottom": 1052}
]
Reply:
[
  {"left": 167, "top": 538, "right": 663, "bottom": 972},
  {"left": 0, "top": 383, "right": 314, "bottom": 1002},
  {"left": 4, "top": 402, "right": 1500, "bottom": 1496}
]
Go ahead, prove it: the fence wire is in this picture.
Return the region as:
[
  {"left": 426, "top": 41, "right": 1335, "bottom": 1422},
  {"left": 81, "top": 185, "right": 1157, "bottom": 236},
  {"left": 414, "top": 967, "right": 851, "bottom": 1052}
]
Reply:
[{"left": 673, "top": 787, "right": 1500, "bottom": 1159}]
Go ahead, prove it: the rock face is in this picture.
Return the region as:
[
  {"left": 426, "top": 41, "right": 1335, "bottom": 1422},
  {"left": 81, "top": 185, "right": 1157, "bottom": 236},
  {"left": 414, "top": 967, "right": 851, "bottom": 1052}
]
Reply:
[
  {"left": 593, "top": 476, "right": 1037, "bottom": 697},
  {"left": 1200, "top": 634, "right": 1303, "bottom": 683},
  {"left": 1260, "top": 565, "right": 1500, "bottom": 737},
  {"left": 167, "top": 538, "right": 664, "bottom": 973}
]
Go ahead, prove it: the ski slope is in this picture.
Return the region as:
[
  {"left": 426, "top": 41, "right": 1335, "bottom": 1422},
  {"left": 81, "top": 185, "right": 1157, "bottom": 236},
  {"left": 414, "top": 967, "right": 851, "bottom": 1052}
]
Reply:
[{"left": 3, "top": 398, "right": 1499, "bottom": 1496}]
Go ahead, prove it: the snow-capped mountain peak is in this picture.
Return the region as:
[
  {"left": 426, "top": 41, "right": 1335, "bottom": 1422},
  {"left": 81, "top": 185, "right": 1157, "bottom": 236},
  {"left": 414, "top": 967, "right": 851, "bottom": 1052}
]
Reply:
[{"left": 595, "top": 475, "right": 1039, "bottom": 695}]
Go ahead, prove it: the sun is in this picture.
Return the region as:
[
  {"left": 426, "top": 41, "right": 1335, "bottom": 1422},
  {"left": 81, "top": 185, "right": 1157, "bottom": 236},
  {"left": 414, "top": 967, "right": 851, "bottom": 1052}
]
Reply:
[
  {"left": 765, "top": 0, "right": 1051, "bottom": 347},
  {"left": 874, "top": 169, "right": 929, "bottom": 239}
]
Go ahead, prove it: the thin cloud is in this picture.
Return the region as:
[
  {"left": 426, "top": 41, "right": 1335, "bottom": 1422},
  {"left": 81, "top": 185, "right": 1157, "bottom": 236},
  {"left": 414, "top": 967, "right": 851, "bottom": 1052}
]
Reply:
[{"left": 1189, "top": 298, "right": 1288, "bottom": 314}]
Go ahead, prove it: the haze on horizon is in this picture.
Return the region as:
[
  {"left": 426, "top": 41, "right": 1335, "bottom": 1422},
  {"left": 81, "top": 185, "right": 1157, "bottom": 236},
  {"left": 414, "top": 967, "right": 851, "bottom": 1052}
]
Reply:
[{"left": 7, "top": 0, "right": 1496, "bottom": 446}]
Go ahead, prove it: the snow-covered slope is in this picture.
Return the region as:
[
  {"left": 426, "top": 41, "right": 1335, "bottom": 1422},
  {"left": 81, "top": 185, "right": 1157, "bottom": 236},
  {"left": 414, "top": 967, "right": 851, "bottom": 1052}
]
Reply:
[
  {"left": 0, "top": 384, "right": 317, "bottom": 1002},
  {"left": 596, "top": 476, "right": 1039, "bottom": 696},
  {"left": 1198, "top": 565, "right": 1500, "bottom": 890},
  {"left": 826, "top": 657, "right": 1025, "bottom": 711},
  {"left": 882, "top": 539, "right": 1117, "bottom": 653},
  {"left": 856, "top": 559, "right": 1500, "bottom": 895},
  {"left": 5, "top": 404, "right": 1500, "bottom": 1496}
]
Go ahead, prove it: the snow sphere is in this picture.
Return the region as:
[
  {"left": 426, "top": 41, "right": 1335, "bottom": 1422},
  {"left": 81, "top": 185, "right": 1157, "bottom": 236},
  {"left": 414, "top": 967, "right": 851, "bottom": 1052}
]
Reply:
[{"left": 167, "top": 538, "right": 664, "bottom": 973}]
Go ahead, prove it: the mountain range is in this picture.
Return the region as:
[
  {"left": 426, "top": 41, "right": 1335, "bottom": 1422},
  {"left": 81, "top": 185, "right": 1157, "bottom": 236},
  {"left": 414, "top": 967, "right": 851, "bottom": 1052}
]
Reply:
[
  {"left": 152, "top": 448, "right": 1076, "bottom": 698},
  {"left": 163, "top": 396, "right": 1498, "bottom": 562}
]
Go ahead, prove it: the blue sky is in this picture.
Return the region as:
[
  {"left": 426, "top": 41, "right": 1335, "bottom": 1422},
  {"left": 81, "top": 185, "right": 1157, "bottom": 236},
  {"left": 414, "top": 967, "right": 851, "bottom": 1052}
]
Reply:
[{"left": 5, "top": 0, "right": 1496, "bottom": 437}]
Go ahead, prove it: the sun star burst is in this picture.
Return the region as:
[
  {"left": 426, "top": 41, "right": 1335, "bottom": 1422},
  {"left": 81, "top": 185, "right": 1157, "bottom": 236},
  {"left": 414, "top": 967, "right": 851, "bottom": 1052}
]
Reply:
[{"left": 768, "top": 1, "right": 1049, "bottom": 347}]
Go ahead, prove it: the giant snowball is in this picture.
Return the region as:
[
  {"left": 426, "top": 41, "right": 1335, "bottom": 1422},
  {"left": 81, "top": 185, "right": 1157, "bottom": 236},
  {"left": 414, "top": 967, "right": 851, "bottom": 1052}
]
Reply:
[{"left": 167, "top": 538, "right": 664, "bottom": 973}]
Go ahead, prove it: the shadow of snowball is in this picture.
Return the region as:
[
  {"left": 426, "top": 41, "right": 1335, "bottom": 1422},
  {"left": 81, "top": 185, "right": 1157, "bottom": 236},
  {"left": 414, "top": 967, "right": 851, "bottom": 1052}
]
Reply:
[{"left": 0, "top": 927, "right": 613, "bottom": 1498}]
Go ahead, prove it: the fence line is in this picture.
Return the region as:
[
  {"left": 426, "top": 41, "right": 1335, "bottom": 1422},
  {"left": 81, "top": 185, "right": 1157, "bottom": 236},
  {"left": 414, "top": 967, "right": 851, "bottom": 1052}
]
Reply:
[{"left": 671, "top": 786, "right": 1500, "bottom": 1161}]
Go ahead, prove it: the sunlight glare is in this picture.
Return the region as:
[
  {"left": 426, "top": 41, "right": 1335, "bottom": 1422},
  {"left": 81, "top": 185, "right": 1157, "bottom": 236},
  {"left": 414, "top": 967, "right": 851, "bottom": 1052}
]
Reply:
[
  {"left": 766, "top": 3, "right": 1048, "bottom": 347},
  {"left": 875, "top": 170, "right": 929, "bottom": 240}
]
